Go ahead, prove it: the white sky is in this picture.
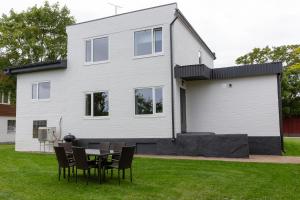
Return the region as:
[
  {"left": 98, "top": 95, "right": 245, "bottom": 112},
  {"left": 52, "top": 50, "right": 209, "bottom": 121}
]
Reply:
[{"left": 0, "top": 0, "right": 299, "bottom": 67}]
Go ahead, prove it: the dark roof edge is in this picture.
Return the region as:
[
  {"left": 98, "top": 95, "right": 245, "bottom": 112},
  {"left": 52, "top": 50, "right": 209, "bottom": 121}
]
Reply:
[
  {"left": 4, "top": 59, "right": 67, "bottom": 75},
  {"left": 175, "top": 9, "right": 216, "bottom": 60},
  {"left": 68, "top": 3, "right": 178, "bottom": 27},
  {"left": 175, "top": 62, "right": 282, "bottom": 80}
]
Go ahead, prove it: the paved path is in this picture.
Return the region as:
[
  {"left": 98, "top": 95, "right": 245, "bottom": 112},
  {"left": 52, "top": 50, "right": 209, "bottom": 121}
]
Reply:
[{"left": 136, "top": 154, "right": 300, "bottom": 164}]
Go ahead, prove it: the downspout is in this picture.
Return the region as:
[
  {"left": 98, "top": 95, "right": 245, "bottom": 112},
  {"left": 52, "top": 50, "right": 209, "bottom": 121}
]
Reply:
[
  {"left": 170, "top": 13, "right": 178, "bottom": 141},
  {"left": 277, "top": 73, "right": 284, "bottom": 153}
]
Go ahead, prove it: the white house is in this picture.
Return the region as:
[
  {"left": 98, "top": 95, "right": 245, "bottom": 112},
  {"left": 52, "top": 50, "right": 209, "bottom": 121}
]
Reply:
[
  {"left": 0, "top": 92, "right": 16, "bottom": 143},
  {"left": 5, "top": 3, "right": 283, "bottom": 157}
]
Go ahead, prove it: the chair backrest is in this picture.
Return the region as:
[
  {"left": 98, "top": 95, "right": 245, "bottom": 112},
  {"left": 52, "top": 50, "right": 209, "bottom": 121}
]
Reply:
[
  {"left": 54, "top": 146, "right": 69, "bottom": 167},
  {"left": 72, "top": 147, "right": 89, "bottom": 170},
  {"left": 87, "top": 142, "right": 100, "bottom": 149},
  {"left": 99, "top": 142, "right": 110, "bottom": 152},
  {"left": 58, "top": 142, "right": 73, "bottom": 153},
  {"left": 118, "top": 146, "right": 135, "bottom": 169},
  {"left": 110, "top": 142, "right": 126, "bottom": 153}
]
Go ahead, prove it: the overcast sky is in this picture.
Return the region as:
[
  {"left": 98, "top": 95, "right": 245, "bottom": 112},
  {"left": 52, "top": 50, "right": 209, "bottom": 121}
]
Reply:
[{"left": 0, "top": 0, "right": 299, "bottom": 67}]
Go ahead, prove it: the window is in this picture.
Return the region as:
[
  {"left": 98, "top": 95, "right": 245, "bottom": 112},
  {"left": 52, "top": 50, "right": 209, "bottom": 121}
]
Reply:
[
  {"left": 7, "top": 120, "right": 16, "bottom": 134},
  {"left": 85, "top": 37, "right": 109, "bottom": 63},
  {"left": 135, "top": 87, "right": 163, "bottom": 115},
  {"left": 134, "top": 27, "right": 163, "bottom": 56},
  {"left": 32, "top": 82, "right": 50, "bottom": 100},
  {"left": 85, "top": 91, "right": 109, "bottom": 117},
  {"left": 0, "top": 92, "right": 10, "bottom": 104},
  {"left": 33, "top": 120, "right": 47, "bottom": 138}
]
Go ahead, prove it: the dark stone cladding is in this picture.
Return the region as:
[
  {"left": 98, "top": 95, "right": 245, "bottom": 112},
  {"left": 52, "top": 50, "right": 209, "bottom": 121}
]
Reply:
[
  {"left": 4, "top": 59, "right": 67, "bottom": 75},
  {"left": 248, "top": 136, "right": 282, "bottom": 155},
  {"left": 174, "top": 62, "right": 282, "bottom": 81},
  {"left": 75, "top": 135, "right": 282, "bottom": 157}
]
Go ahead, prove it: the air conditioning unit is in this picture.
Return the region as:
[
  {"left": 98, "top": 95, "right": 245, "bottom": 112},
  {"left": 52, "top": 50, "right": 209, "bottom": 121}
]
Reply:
[
  {"left": 47, "top": 127, "right": 57, "bottom": 142},
  {"left": 38, "top": 127, "right": 48, "bottom": 142},
  {"left": 38, "top": 127, "right": 57, "bottom": 142}
]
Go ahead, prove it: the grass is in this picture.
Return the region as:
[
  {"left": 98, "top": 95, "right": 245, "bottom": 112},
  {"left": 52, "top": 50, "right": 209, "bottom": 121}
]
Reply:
[
  {"left": 0, "top": 145, "right": 300, "bottom": 200},
  {"left": 284, "top": 137, "right": 300, "bottom": 156}
]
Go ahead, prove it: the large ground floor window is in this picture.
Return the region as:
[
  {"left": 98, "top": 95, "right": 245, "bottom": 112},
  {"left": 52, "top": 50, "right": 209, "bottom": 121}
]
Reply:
[
  {"left": 33, "top": 120, "right": 47, "bottom": 138},
  {"left": 135, "top": 87, "right": 163, "bottom": 115},
  {"left": 85, "top": 91, "right": 109, "bottom": 117}
]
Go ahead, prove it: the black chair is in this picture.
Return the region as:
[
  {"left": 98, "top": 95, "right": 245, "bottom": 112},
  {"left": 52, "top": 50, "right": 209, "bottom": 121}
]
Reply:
[
  {"left": 110, "top": 142, "right": 126, "bottom": 161},
  {"left": 99, "top": 142, "right": 110, "bottom": 153},
  {"left": 72, "top": 147, "right": 100, "bottom": 184},
  {"left": 110, "top": 142, "right": 126, "bottom": 153},
  {"left": 58, "top": 142, "right": 73, "bottom": 160},
  {"left": 104, "top": 146, "right": 135, "bottom": 185},
  {"left": 54, "top": 146, "right": 75, "bottom": 182}
]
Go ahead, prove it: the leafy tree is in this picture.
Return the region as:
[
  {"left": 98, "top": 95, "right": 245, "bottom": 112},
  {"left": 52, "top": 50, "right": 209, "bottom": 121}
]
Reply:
[
  {"left": 236, "top": 45, "right": 300, "bottom": 117},
  {"left": 0, "top": 1, "right": 75, "bottom": 104}
]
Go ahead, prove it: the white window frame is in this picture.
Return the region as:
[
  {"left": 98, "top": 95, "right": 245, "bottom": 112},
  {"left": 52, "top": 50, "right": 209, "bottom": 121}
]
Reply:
[
  {"left": 84, "top": 36, "right": 110, "bottom": 65},
  {"left": 0, "top": 92, "right": 11, "bottom": 105},
  {"left": 84, "top": 90, "right": 110, "bottom": 119},
  {"left": 32, "top": 81, "right": 51, "bottom": 101},
  {"left": 134, "top": 86, "right": 164, "bottom": 117},
  {"left": 133, "top": 26, "right": 164, "bottom": 59}
]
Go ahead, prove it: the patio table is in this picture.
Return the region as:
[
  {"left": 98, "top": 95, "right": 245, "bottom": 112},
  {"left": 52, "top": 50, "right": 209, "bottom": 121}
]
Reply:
[{"left": 85, "top": 149, "right": 120, "bottom": 183}]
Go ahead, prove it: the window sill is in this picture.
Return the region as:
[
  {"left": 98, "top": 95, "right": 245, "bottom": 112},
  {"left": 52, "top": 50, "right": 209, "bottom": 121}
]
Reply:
[
  {"left": 84, "top": 60, "right": 110, "bottom": 66},
  {"left": 83, "top": 116, "right": 110, "bottom": 120},
  {"left": 133, "top": 53, "right": 164, "bottom": 60},
  {"left": 134, "top": 114, "right": 165, "bottom": 118},
  {"left": 32, "top": 99, "right": 50, "bottom": 102}
]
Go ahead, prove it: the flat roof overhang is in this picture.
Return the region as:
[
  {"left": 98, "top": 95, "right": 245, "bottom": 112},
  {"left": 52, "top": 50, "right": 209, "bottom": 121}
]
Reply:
[
  {"left": 174, "top": 64, "right": 211, "bottom": 80},
  {"left": 4, "top": 59, "right": 67, "bottom": 75},
  {"left": 174, "top": 62, "right": 282, "bottom": 80}
]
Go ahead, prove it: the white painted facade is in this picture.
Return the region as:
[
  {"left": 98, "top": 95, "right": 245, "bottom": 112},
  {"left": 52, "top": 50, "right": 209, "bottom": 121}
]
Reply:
[
  {"left": 14, "top": 3, "right": 279, "bottom": 152},
  {"left": 0, "top": 116, "right": 15, "bottom": 143},
  {"left": 185, "top": 75, "right": 280, "bottom": 137}
]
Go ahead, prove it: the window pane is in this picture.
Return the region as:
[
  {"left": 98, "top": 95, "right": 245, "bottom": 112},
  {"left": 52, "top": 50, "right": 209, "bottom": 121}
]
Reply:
[
  {"left": 3, "top": 93, "right": 9, "bottom": 104},
  {"left": 85, "top": 94, "right": 91, "bottom": 116},
  {"left": 93, "top": 92, "right": 109, "bottom": 116},
  {"left": 85, "top": 40, "right": 91, "bottom": 62},
  {"left": 33, "top": 120, "right": 47, "bottom": 138},
  {"left": 32, "top": 84, "right": 37, "bottom": 99},
  {"left": 135, "top": 88, "right": 153, "bottom": 114},
  {"left": 154, "top": 28, "right": 162, "bottom": 53},
  {"left": 155, "top": 87, "right": 163, "bottom": 113},
  {"left": 7, "top": 120, "right": 16, "bottom": 133},
  {"left": 38, "top": 82, "right": 50, "bottom": 99},
  {"left": 93, "top": 37, "right": 108, "bottom": 62},
  {"left": 134, "top": 29, "right": 152, "bottom": 56}
]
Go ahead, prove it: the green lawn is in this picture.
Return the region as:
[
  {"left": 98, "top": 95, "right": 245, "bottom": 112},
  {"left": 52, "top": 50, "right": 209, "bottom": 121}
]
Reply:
[
  {"left": 284, "top": 137, "right": 300, "bottom": 156},
  {"left": 0, "top": 145, "right": 300, "bottom": 200}
]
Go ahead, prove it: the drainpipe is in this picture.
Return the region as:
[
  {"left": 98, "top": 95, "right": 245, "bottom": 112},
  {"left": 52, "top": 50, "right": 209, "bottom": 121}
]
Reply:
[
  {"left": 170, "top": 13, "right": 178, "bottom": 141},
  {"left": 277, "top": 73, "right": 284, "bottom": 153}
]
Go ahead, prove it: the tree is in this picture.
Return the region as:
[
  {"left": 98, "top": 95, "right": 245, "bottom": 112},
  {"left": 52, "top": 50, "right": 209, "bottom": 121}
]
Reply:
[
  {"left": 236, "top": 45, "right": 300, "bottom": 117},
  {"left": 0, "top": 1, "right": 75, "bottom": 103}
]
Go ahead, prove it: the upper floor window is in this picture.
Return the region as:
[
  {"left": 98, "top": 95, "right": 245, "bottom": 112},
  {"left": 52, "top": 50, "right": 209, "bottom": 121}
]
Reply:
[
  {"left": 0, "top": 92, "right": 10, "bottom": 104},
  {"left": 85, "top": 91, "right": 109, "bottom": 117},
  {"left": 134, "top": 27, "right": 162, "bottom": 56},
  {"left": 85, "top": 37, "right": 109, "bottom": 63},
  {"left": 32, "top": 82, "right": 50, "bottom": 100},
  {"left": 135, "top": 87, "right": 163, "bottom": 115}
]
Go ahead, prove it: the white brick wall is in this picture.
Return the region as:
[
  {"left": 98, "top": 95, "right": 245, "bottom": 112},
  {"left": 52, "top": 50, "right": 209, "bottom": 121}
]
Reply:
[
  {"left": 185, "top": 75, "right": 280, "bottom": 137},
  {"left": 0, "top": 116, "right": 15, "bottom": 143}
]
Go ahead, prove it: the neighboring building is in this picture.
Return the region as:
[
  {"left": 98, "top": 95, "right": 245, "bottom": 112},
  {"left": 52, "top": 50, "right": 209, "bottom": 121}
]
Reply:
[
  {"left": 5, "top": 3, "right": 283, "bottom": 157},
  {"left": 0, "top": 92, "right": 16, "bottom": 143}
]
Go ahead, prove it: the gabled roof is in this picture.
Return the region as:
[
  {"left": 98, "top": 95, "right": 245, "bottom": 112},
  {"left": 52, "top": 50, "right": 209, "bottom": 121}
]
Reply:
[
  {"left": 0, "top": 104, "right": 16, "bottom": 117},
  {"left": 4, "top": 60, "right": 67, "bottom": 75},
  {"left": 175, "top": 9, "right": 216, "bottom": 60},
  {"left": 174, "top": 62, "right": 282, "bottom": 80}
]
